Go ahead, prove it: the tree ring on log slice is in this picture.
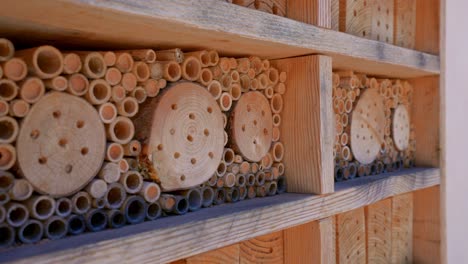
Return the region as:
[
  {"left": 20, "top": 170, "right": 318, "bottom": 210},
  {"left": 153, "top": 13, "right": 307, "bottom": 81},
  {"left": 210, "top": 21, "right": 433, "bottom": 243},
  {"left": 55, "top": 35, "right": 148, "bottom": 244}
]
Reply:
[
  {"left": 392, "top": 104, "right": 410, "bottom": 151},
  {"left": 17, "top": 92, "right": 106, "bottom": 197},
  {"left": 149, "top": 82, "right": 224, "bottom": 191},
  {"left": 231, "top": 91, "right": 273, "bottom": 162},
  {"left": 350, "top": 89, "right": 385, "bottom": 165}
]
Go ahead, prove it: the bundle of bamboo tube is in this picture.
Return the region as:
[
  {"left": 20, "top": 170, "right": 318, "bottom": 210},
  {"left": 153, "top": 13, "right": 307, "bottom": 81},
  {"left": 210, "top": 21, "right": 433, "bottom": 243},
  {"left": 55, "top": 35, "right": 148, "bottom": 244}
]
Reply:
[
  {"left": 332, "top": 70, "right": 416, "bottom": 182},
  {"left": 0, "top": 38, "right": 286, "bottom": 248}
]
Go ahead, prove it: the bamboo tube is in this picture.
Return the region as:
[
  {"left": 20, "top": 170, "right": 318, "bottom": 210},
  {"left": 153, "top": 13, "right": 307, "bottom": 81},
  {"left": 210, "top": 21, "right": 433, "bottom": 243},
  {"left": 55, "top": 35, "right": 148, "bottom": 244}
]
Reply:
[
  {"left": 238, "top": 161, "right": 250, "bottom": 175},
  {"left": 0, "top": 39, "right": 14, "bottom": 61},
  {"left": 122, "top": 49, "right": 156, "bottom": 63},
  {"left": 131, "top": 86, "right": 147, "bottom": 103},
  {"left": 143, "top": 79, "right": 160, "bottom": 98},
  {"left": 209, "top": 65, "right": 223, "bottom": 80},
  {"left": 236, "top": 174, "right": 247, "bottom": 187},
  {"left": 146, "top": 203, "right": 162, "bottom": 221},
  {"left": 106, "top": 116, "right": 135, "bottom": 144},
  {"left": 201, "top": 186, "right": 214, "bottom": 208},
  {"left": 2, "top": 58, "right": 27, "bottom": 81},
  {"left": 92, "top": 197, "right": 106, "bottom": 209},
  {"left": 223, "top": 172, "right": 236, "bottom": 188},
  {"left": 96, "top": 102, "right": 117, "bottom": 124},
  {"left": 53, "top": 197, "right": 72, "bottom": 218},
  {"left": 248, "top": 56, "right": 262, "bottom": 75},
  {"left": 44, "top": 76, "right": 68, "bottom": 91},
  {"left": 120, "top": 171, "right": 143, "bottom": 194},
  {"left": 234, "top": 155, "right": 243, "bottom": 164},
  {"left": 261, "top": 153, "right": 273, "bottom": 169},
  {"left": 120, "top": 195, "right": 146, "bottom": 224},
  {"left": 228, "top": 84, "right": 242, "bottom": 102},
  {"left": 115, "top": 52, "right": 134, "bottom": 73},
  {"left": 66, "top": 73, "right": 89, "bottom": 96},
  {"left": 340, "top": 132, "right": 349, "bottom": 146},
  {"left": 97, "top": 51, "right": 116, "bottom": 67},
  {"left": 207, "top": 173, "right": 218, "bottom": 187},
  {"left": 44, "top": 216, "right": 68, "bottom": 240},
  {"left": 208, "top": 80, "right": 222, "bottom": 100},
  {"left": 122, "top": 140, "right": 141, "bottom": 157},
  {"left": 104, "top": 67, "right": 122, "bottom": 86},
  {"left": 185, "top": 50, "right": 210, "bottom": 67},
  {"left": 334, "top": 167, "right": 344, "bottom": 181},
  {"left": 273, "top": 163, "right": 285, "bottom": 177},
  {"left": 257, "top": 73, "right": 268, "bottom": 89},
  {"left": 239, "top": 74, "right": 251, "bottom": 92},
  {"left": 227, "top": 164, "right": 240, "bottom": 175},
  {"left": 149, "top": 62, "right": 163, "bottom": 80},
  {"left": 245, "top": 185, "right": 256, "bottom": 199},
  {"left": 119, "top": 159, "right": 129, "bottom": 173},
  {"left": 107, "top": 209, "right": 126, "bottom": 228},
  {"left": 85, "top": 209, "right": 108, "bottom": 232},
  {"left": 216, "top": 177, "right": 225, "bottom": 188},
  {"left": 132, "top": 61, "right": 150, "bottom": 82},
  {"left": 263, "top": 86, "right": 273, "bottom": 99},
  {"left": 250, "top": 78, "right": 259, "bottom": 90},
  {"left": 272, "top": 126, "right": 280, "bottom": 142},
  {"left": 0, "top": 144, "right": 14, "bottom": 171},
  {"left": 265, "top": 181, "right": 278, "bottom": 196},
  {"left": 0, "top": 171, "right": 13, "bottom": 193},
  {"left": 218, "top": 92, "right": 232, "bottom": 111},
  {"left": 98, "top": 162, "right": 120, "bottom": 184},
  {"left": 341, "top": 113, "right": 349, "bottom": 127},
  {"left": 228, "top": 58, "right": 237, "bottom": 70},
  {"left": 161, "top": 61, "right": 182, "bottom": 82},
  {"left": 0, "top": 192, "right": 9, "bottom": 206},
  {"left": 139, "top": 181, "right": 161, "bottom": 203},
  {"left": 0, "top": 99, "right": 8, "bottom": 117},
  {"left": 256, "top": 185, "right": 267, "bottom": 197},
  {"left": 225, "top": 187, "right": 240, "bottom": 203},
  {"left": 110, "top": 85, "right": 125, "bottom": 103},
  {"left": 266, "top": 68, "right": 279, "bottom": 86},
  {"left": 85, "top": 79, "right": 111, "bottom": 105},
  {"left": 341, "top": 146, "right": 352, "bottom": 161},
  {"left": 76, "top": 52, "right": 106, "bottom": 79},
  {"left": 63, "top": 53, "right": 82, "bottom": 74},
  {"left": 230, "top": 70, "right": 240, "bottom": 83},
  {"left": 104, "top": 183, "right": 126, "bottom": 209},
  {"left": 255, "top": 171, "right": 266, "bottom": 186},
  {"left": 123, "top": 158, "right": 137, "bottom": 171},
  {"left": 0, "top": 117, "right": 18, "bottom": 144},
  {"left": 250, "top": 163, "right": 259, "bottom": 174},
  {"left": 0, "top": 80, "right": 17, "bottom": 101},
  {"left": 121, "top": 72, "right": 137, "bottom": 92},
  {"left": 18, "top": 219, "right": 43, "bottom": 244},
  {"left": 116, "top": 96, "right": 138, "bottom": 117},
  {"left": 159, "top": 194, "right": 176, "bottom": 212},
  {"left": 271, "top": 142, "right": 284, "bottom": 162},
  {"left": 155, "top": 49, "right": 184, "bottom": 63},
  {"left": 6, "top": 203, "right": 29, "bottom": 227},
  {"left": 270, "top": 114, "right": 281, "bottom": 128},
  {"left": 264, "top": 170, "right": 273, "bottom": 181},
  {"left": 208, "top": 50, "right": 219, "bottom": 66},
  {"left": 213, "top": 188, "right": 226, "bottom": 205},
  {"left": 197, "top": 68, "right": 213, "bottom": 86},
  {"left": 85, "top": 179, "right": 107, "bottom": 199},
  {"left": 273, "top": 83, "right": 286, "bottom": 95},
  {"left": 344, "top": 98, "right": 353, "bottom": 113},
  {"left": 18, "top": 77, "right": 44, "bottom": 104},
  {"left": 7, "top": 180, "right": 31, "bottom": 204},
  {"left": 269, "top": 94, "right": 283, "bottom": 114},
  {"left": 178, "top": 188, "right": 202, "bottom": 212},
  {"left": 16, "top": 45, "right": 64, "bottom": 79},
  {"left": 105, "top": 143, "right": 124, "bottom": 162},
  {"left": 220, "top": 74, "right": 232, "bottom": 91},
  {"left": 222, "top": 148, "right": 235, "bottom": 166},
  {"left": 218, "top": 58, "right": 230, "bottom": 74},
  {"left": 71, "top": 192, "right": 91, "bottom": 215},
  {"left": 261, "top": 59, "right": 270, "bottom": 71},
  {"left": 236, "top": 58, "right": 250, "bottom": 73},
  {"left": 67, "top": 214, "right": 85, "bottom": 235},
  {"left": 0, "top": 223, "right": 14, "bottom": 247},
  {"left": 169, "top": 195, "right": 189, "bottom": 215}
]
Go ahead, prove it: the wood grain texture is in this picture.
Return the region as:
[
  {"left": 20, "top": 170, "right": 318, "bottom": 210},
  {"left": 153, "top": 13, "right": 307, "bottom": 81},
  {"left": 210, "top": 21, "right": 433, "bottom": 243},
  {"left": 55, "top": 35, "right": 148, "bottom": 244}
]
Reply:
[
  {"left": 272, "top": 55, "right": 334, "bottom": 194},
  {"left": 415, "top": 0, "right": 440, "bottom": 54},
  {"left": 394, "top": 0, "right": 416, "bottom": 49},
  {"left": 340, "top": 0, "right": 372, "bottom": 39},
  {"left": 391, "top": 193, "right": 413, "bottom": 264},
  {"left": 0, "top": 168, "right": 439, "bottom": 263},
  {"left": 336, "top": 207, "right": 366, "bottom": 264},
  {"left": 185, "top": 244, "right": 240, "bottom": 264},
  {"left": 410, "top": 77, "right": 440, "bottom": 167},
  {"left": 287, "top": 0, "right": 331, "bottom": 28},
  {"left": 331, "top": 0, "right": 340, "bottom": 30},
  {"left": 240, "top": 231, "right": 283, "bottom": 263},
  {"left": 365, "top": 199, "right": 392, "bottom": 263},
  {"left": 413, "top": 186, "right": 440, "bottom": 264},
  {"left": 0, "top": 0, "right": 439, "bottom": 78},
  {"left": 370, "top": 0, "right": 394, "bottom": 44},
  {"left": 284, "top": 217, "right": 335, "bottom": 264}
]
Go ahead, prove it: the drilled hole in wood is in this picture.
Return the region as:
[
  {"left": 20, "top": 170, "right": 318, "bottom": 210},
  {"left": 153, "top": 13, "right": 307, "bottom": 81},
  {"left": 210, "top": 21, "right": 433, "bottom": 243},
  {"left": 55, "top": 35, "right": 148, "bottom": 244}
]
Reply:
[
  {"left": 76, "top": 120, "right": 84, "bottom": 128},
  {"left": 207, "top": 107, "right": 212, "bottom": 113},
  {"left": 171, "top": 104, "right": 177, "bottom": 110},
  {"left": 157, "top": 144, "right": 163, "bottom": 151},
  {"left": 242, "top": 125, "right": 246, "bottom": 132},
  {"left": 208, "top": 152, "right": 214, "bottom": 159},
  {"left": 170, "top": 128, "right": 175, "bottom": 135},
  {"left": 180, "top": 175, "right": 186, "bottom": 181},
  {"left": 353, "top": 9, "right": 357, "bottom": 17},
  {"left": 38, "top": 157, "right": 47, "bottom": 164},
  {"left": 58, "top": 138, "right": 67, "bottom": 147},
  {"left": 189, "top": 113, "right": 195, "bottom": 120},
  {"left": 253, "top": 120, "right": 257, "bottom": 126},
  {"left": 81, "top": 147, "right": 88, "bottom": 155},
  {"left": 362, "top": 31, "right": 366, "bottom": 37},
  {"left": 187, "top": 135, "right": 193, "bottom": 142},
  {"left": 30, "top": 130, "right": 40, "bottom": 139},
  {"left": 191, "top": 158, "right": 197, "bottom": 165},
  {"left": 174, "top": 152, "right": 180, "bottom": 159},
  {"left": 53, "top": 111, "right": 61, "bottom": 118},
  {"left": 65, "top": 164, "right": 73, "bottom": 174},
  {"left": 263, "top": 128, "right": 268, "bottom": 135},
  {"left": 204, "top": 129, "right": 209, "bottom": 136}
]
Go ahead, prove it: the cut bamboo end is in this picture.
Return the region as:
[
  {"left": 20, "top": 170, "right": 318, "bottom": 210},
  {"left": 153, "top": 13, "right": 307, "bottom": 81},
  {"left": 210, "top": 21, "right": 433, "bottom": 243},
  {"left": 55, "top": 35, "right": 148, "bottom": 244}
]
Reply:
[
  {"left": 246, "top": 173, "right": 256, "bottom": 187},
  {"left": 267, "top": 68, "right": 279, "bottom": 85},
  {"left": 123, "top": 49, "right": 157, "bottom": 63},
  {"left": 247, "top": 68, "right": 256, "bottom": 79},
  {"left": 118, "top": 159, "right": 129, "bottom": 173},
  {"left": 0, "top": 99, "right": 8, "bottom": 117},
  {"left": 159, "top": 194, "right": 176, "bottom": 212},
  {"left": 105, "top": 67, "right": 122, "bottom": 86},
  {"left": 0, "top": 39, "right": 14, "bottom": 61},
  {"left": 9, "top": 99, "right": 29, "bottom": 118},
  {"left": 207, "top": 50, "right": 219, "bottom": 66},
  {"left": 226, "top": 187, "right": 240, "bottom": 203},
  {"left": 0, "top": 79, "right": 18, "bottom": 101},
  {"left": 272, "top": 113, "right": 281, "bottom": 127},
  {"left": 85, "top": 208, "right": 108, "bottom": 231},
  {"left": 18, "top": 220, "right": 43, "bottom": 244},
  {"left": 67, "top": 73, "right": 89, "bottom": 96},
  {"left": 121, "top": 72, "right": 137, "bottom": 92},
  {"left": 250, "top": 56, "right": 262, "bottom": 75},
  {"left": 207, "top": 174, "right": 217, "bottom": 187},
  {"left": 98, "top": 102, "right": 117, "bottom": 124},
  {"left": 16, "top": 46, "right": 64, "bottom": 79},
  {"left": 5, "top": 203, "right": 28, "bottom": 227},
  {"left": 120, "top": 171, "right": 143, "bottom": 194},
  {"left": 342, "top": 146, "right": 352, "bottom": 161},
  {"left": 213, "top": 188, "right": 226, "bottom": 205},
  {"left": 93, "top": 197, "right": 106, "bottom": 208},
  {"left": 201, "top": 186, "right": 214, "bottom": 208},
  {"left": 44, "top": 76, "right": 68, "bottom": 91},
  {"left": 44, "top": 216, "right": 68, "bottom": 240},
  {"left": 155, "top": 49, "right": 184, "bottom": 63},
  {"left": 131, "top": 86, "right": 147, "bottom": 104},
  {"left": 115, "top": 52, "right": 134, "bottom": 73},
  {"left": 223, "top": 148, "right": 235, "bottom": 165},
  {"left": 25, "top": 195, "right": 56, "bottom": 221},
  {"left": 67, "top": 214, "right": 85, "bottom": 235},
  {"left": 0, "top": 223, "right": 14, "bottom": 247},
  {"left": 98, "top": 162, "right": 120, "bottom": 183},
  {"left": 229, "top": 58, "right": 238, "bottom": 70},
  {"left": 257, "top": 73, "right": 269, "bottom": 89},
  {"left": 85, "top": 179, "right": 108, "bottom": 199},
  {"left": 274, "top": 83, "right": 286, "bottom": 95},
  {"left": 99, "top": 51, "right": 117, "bottom": 67},
  {"left": 216, "top": 161, "right": 227, "bottom": 177},
  {"left": 111, "top": 85, "right": 126, "bottom": 103},
  {"left": 105, "top": 142, "right": 124, "bottom": 162},
  {"left": 239, "top": 161, "right": 251, "bottom": 174},
  {"left": 107, "top": 209, "right": 126, "bottom": 228},
  {"left": 139, "top": 181, "right": 161, "bottom": 203},
  {"left": 236, "top": 174, "right": 247, "bottom": 187},
  {"left": 123, "top": 139, "right": 141, "bottom": 156},
  {"left": 220, "top": 74, "right": 232, "bottom": 91},
  {"left": 239, "top": 74, "right": 251, "bottom": 92},
  {"left": 185, "top": 50, "right": 210, "bottom": 68},
  {"left": 219, "top": 58, "right": 230, "bottom": 73},
  {"left": 198, "top": 68, "right": 213, "bottom": 86},
  {"left": 86, "top": 79, "right": 111, "bottom": 105},
  {"left": 143, "top": 79, "right": 160, "bottom": 98},
  {"left": 63, "top": 53, "right": 82, "bottom": 74},
  {"left": 0, "top": 116, "right": 18, "bottom": 144},
  {"left": 104, "top": 183, "right": 126, "bottom": 209},
  {"left": 0, "top": 144, "right": 16, "bottom": 170},
  {"left": 161, "top": 61, "right": 182, "bottom": 82},
  {"left": 255, "top": 171, "right": 266, "bottom": 186},
  {"left": 20, "top": 77, "right": 45, "bottom": 103},
  {"left": 181, "top": 188, "right": 202, "bottom": 212},
  {"left": 230, "top": 83, "right": 242, "bottom": 101},
  {"left": 71, "top": 191, "right": 91, "bottom": 215},
  {"left": 227, "top": 163, "right": 240, "bottom": 174},
  {"left": 55, "top": 197, "right": 72, "bottom": 218},
  {"left": 9, "top": 179, "right": 33, "bottom": 202},
  {"left": 236, "top": 58, "right": 251, "bottom": 73},
  {"left": 0, "top": 171, "right": 13, "bottom": 193},
  {"left": 117, "top": 96, "right": 139, "bottom": 117},
  {"left": 271, "top": 93, "right": 283, "bottom": 113},
  {"left": 208, "top": 80, "right": 222, "bottom": 100},
  {"left": 223, "top": 172, "right": 236, "bottom": 188},
  {"left": 210, "top": 65, "right": 222, "bottom": 80},
  {"left": 106, "top": 116, "right": 135, "bottom": 144},
  {"left": 271, "top": 142, "right": 284, "bottom": 162},
  {"left": 132, "top": 61, "right": 150, "bottom": 82},
  {"left": 261, "top": 152, "right": 274, "bottom": 169},
  {"left": 218, "top": 92, "right": 232, "bottom": 111},
  {"left": 149, "top": 62, "right": 163, "bottom": 79},
  {"left": 230, "top": 70, "right": 240, "bottom": 83},
  {"left": 250, "top": 78, "right": 259, "bottom": 90},
  {"left": 340, "top": 132, "right": 349, "bottom": 146},
  {"left": 0, "top": 191, "right": 9, "bottom": 206},
  {"left": 78, "top": 52, "right": 106, "bottom": 79},
  {"left": 125, "top": 158, "right": 138, "bottom": 170},
  {"left": 3, "top": 58, "right": 27, "bottom": 81}
]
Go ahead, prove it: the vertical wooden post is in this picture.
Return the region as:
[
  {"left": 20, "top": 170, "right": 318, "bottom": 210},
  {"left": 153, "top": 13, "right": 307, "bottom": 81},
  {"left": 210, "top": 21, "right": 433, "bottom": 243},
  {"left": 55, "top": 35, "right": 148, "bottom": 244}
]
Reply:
[
  {"left": 284, "top": 218, "right": 336, "bottom": 264},
  {"left": 287, "top": 0, "right": 331, "bottom": 28},
  {"left": 365, "top": 199, "right": 392, "bottom": 263},
  {"left": 239, "top": 231, "right": 284, "bottom": 263},
  {"left": 272, "top": 55, "right": 334, "bottom": 194},
  {"left": 391, "top": 193, "right": 413, "bottom": 264}
]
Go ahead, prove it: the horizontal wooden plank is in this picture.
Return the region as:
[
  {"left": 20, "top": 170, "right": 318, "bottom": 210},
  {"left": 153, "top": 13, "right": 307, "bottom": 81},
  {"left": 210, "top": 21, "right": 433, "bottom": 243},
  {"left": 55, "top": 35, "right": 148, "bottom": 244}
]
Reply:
[
  {"left": 0, "top": 167, "right": 440, "bottom": 264},
  {"left": 0, "top": 0, "right": 438, "bottom": 78}
]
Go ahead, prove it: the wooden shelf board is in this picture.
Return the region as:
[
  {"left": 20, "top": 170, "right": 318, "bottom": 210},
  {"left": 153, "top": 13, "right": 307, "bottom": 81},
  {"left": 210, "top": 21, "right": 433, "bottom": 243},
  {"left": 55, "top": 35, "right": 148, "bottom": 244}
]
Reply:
[
  {"left": 0, "top": 167, "right": 440, "bottom": 264},
  {"left": 0, "top": 0, "right": 438, "bottom": 78}
]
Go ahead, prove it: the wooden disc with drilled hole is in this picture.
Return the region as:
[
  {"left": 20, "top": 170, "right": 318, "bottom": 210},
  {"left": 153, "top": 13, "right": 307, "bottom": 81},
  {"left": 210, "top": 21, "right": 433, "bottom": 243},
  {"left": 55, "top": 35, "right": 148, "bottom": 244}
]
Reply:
[
  {"left": 392, "top": 104, "right": 410, "bottom": 151},
  {"left": 350, "top": 89, "right": 385, "bottom": 164},
  {"left": 149, "top": 82, "right": 224, "bottom": 191},
  {"left": 231, "top": 91, "right": 273, "bottom": 162},
  {"left": 17, "top": 92, "right": 106, "bottom": 197}
]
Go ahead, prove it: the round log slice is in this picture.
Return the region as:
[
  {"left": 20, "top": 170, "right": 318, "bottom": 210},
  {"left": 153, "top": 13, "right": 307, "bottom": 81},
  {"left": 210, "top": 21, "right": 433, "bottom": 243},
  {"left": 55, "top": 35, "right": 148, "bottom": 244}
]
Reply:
[
  {"left": 17, "top": 92, "right": 106, "bottom": 197},
  {"left": 145, "top": 82, "right": 224, "bottom": 191},
  {"left": 231, "top": 91, "right": 273, "bottom": 162},
  {"left": 350, "top": 88, "right": 386, "bottom": 165},
  {"left": 392, "top": 104, "right": 410, "bottom": 151}
]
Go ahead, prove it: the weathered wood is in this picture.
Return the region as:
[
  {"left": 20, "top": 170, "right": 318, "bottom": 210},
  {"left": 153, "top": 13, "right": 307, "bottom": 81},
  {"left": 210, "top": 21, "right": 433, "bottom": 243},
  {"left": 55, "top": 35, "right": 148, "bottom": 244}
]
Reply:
[
  {"left": 284, "top": 217, "right": 335, "bottom": 264},
  {"left": 240, "top": 231, "right": 283, "bottom": 264},
  {"left": 0, "top": 0, "right": 439, "bottom": 78},
  {"left": 287, "top": 0, "right": 331, "bottom": 28},
  {"left": 365, "top": 199, "right": 392, "bottom": 263},
  {"left": 391, "top": 193, "right": 413, "bottom": 264},
  {"left": 272, "top": 55, "right": 333, "bottom": 194},
  {"left": 415, "top": 0, "right": 440, "bottom": 54},
  {"left": 336, "top": 207, "right": 366, "bottom": 263},
  {"left": 394, "top": 0, "right": 416, "bottom": 48},
  {"left": 0, "top": 168, "right": 439, "bottom": 263}
]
